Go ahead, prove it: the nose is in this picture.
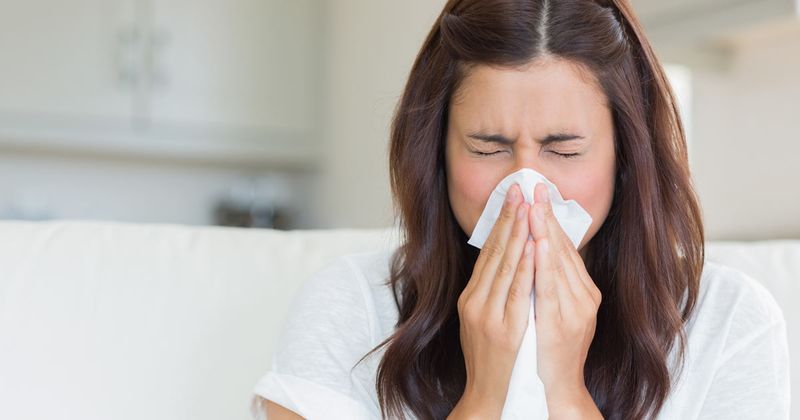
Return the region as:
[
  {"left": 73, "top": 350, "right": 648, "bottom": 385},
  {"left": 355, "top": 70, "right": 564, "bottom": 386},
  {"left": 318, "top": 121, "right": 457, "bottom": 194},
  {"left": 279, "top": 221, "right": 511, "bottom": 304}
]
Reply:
[{"left": 509, "top": 145, "right": 549, "bottom": 180}]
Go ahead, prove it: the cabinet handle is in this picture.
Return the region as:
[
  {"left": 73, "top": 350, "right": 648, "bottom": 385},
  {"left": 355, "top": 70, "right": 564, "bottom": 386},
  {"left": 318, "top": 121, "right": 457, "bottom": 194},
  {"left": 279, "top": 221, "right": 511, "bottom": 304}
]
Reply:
[
  {"left": 115, "top": 25, "right": 143, "bottom": 89},
  {"left": 148, "top": 28, "right": 170, "bottom": 89}
]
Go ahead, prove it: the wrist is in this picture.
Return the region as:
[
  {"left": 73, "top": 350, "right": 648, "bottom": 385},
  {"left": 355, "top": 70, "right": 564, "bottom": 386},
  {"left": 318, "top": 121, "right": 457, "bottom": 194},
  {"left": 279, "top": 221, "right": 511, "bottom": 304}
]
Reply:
[
  {"left": 545, "top": 383, "right": 602, "bottom": 420},
  {"left": 447, "top": 386, "right": 506, "bottom": 420}
]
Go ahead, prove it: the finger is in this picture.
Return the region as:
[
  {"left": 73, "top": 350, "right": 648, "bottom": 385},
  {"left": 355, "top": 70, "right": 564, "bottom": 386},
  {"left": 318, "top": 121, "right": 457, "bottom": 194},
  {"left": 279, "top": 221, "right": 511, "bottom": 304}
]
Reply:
[
  {"left": 565, "top": 246, "right": 602, "bottom": 308},
  {"left": 470, "top": 183, "right": 523, "bottom": 302},
  {"left": 530, "top": 186, "right": 594, "bottom": 308},
  {"left": 486, "top": 201, "right": 531, "bottom": 318},
  {"left": 533, "top": 237, "right": 569, "bottom": 322},
  {"left": 465, "top": 183, "right": 520, "bottom": 297},
  {"left": 529, "top": 182, "right": 547, "bottom": 242},
  {"left": 472, "top": 182, "right": 522, "bottom": 276},
  {"left": 530, "top": 182, "right": 568, "bottom": 246},
  {"left": 505, "top": 239, "right": 535, "bottom": 329},
  {"left": 529, "top": 185, "right": 560, "bottom": 321},
  {"left": 530, "top": 186, "right": 585, "bottom": 321},
  {"left": 552, "top": 236, "right": 596, "bottom": 310},
  {"left": 532, "top": 183, "right": 599, "bottom": 308}
]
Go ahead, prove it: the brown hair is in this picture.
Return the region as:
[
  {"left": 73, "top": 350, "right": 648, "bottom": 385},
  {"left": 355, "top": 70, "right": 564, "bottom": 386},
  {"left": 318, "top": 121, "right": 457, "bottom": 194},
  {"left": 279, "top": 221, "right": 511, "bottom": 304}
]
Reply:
[{"left": 363, "top": 0, "right": 704, "bottom": 418}]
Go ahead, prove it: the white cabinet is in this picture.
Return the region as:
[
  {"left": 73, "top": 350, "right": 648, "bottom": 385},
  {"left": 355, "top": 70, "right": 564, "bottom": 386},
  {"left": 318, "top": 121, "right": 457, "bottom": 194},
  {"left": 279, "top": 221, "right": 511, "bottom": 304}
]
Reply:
[
  {"left": 150, "top": 0, "right": 317, "bottom": 134},
  {"left": 0, "top": 0, "right": 320, "bottom": 166},
  {"left": 0, "top": 0, "right": 131, "bottom": 121}
]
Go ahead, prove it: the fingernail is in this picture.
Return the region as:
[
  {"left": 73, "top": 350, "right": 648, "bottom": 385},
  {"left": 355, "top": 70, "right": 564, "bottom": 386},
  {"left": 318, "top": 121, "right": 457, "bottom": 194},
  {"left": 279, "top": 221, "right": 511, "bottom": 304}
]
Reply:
[
  {"left": 542, "top": 186, "right": 550, "bottom": 203},
  {"left": 535, "top": 204, "right": 545, "bottom": 221},
  {"left": 517, "top": 203, "right": 527, "bottom": 220},
  {"left": 541, "top": 238, "right": 549, "bottom": 253}
]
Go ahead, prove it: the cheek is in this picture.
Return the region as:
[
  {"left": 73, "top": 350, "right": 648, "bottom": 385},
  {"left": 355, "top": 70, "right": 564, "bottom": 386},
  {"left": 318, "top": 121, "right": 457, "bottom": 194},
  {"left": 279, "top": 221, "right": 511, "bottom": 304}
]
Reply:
[
  {"left": 569, "top": 176, "right": 613, "bottom": 222},
  {"left": 448, "top": 157, "right": 501, "bottom": 236},
  {"left": 554, "top": 161, "right": 616, "bottom": 247}
]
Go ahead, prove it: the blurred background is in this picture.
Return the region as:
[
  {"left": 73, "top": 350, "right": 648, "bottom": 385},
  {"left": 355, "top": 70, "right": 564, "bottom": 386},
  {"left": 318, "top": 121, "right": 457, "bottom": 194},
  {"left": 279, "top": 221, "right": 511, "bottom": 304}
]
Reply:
[{"left": 0, "top": 0, "right": 797, "bottom": 240}]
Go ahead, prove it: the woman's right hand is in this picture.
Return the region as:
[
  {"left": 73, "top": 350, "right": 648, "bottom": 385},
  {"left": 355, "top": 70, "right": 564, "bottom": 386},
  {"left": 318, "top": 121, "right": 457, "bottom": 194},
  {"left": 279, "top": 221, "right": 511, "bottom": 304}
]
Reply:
[{"left": 449, "top": 183, "right": 535, "bottom": 420}]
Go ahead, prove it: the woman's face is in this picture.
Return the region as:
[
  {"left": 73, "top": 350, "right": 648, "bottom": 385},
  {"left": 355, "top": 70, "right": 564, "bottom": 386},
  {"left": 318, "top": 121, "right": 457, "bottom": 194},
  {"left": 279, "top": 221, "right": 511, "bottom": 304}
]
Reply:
[{"left": 445, "top": 57, "right": 616, "bottom": 254}]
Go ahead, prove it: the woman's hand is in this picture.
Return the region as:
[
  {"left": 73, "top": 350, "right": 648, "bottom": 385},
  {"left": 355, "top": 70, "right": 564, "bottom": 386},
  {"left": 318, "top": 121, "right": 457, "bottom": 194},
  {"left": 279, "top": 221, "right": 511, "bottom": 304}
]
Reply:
[
  {"left": 529, "top": 182, "right": 603, "bottom": 418},
  {"left": 449, "top": 183, "right": 536, "bottom": 420}
]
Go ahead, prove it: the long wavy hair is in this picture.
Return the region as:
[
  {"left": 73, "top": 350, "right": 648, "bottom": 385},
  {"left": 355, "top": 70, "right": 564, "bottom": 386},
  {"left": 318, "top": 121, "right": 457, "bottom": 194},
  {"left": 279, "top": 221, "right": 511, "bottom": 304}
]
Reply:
[{"left": 360, "top": 0, "right": 705, "bottom": 419}]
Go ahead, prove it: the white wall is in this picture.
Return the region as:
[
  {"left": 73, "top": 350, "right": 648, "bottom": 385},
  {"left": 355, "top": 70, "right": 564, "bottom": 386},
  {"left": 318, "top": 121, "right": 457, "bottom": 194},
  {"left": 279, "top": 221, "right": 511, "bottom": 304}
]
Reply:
[
  {"left": 689, "top": 26, "right": 800, "bottom": 240},
  {"left": 310, "top": 0, "right": 447, "bottom": 229}
]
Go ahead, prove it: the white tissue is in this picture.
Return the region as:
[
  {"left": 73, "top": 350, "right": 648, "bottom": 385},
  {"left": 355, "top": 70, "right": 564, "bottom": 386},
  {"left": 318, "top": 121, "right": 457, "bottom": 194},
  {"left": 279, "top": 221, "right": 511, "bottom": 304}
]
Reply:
[
  {"left": 467, "top": 168, "right": 592, "bottom": 250},
  {"left": 466, "top": 168, "right": 593, "bottom": 419}
]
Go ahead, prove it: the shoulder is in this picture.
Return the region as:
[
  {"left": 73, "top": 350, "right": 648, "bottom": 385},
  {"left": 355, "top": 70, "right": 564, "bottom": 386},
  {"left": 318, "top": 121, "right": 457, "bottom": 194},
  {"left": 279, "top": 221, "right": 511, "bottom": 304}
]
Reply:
[
  {"left": 271, "top": 247, "right": 400, "bottom": 374},
  {"left": 693, "top": 261, "right": 786, "bottom": 334},
  {"left": 283, "top": 247, "right": 397, "bottom": 346},
  {"left": 336, "top": 248, "right": 400, "bottom": 341},
  {"left": 663, "top": 262, "right": 790, "bottom": 418},
  {"left": 336, "top": 247, "right": 395, "bottom": 291},
  {"left": 250, "top": 248, "right": 399, "bottom": 420},
  {"left": 679, "top": 261, "right": 788, "bottom": 380},
  {"left": 304, "top": 247, "right": 395, "bottom": 292}
]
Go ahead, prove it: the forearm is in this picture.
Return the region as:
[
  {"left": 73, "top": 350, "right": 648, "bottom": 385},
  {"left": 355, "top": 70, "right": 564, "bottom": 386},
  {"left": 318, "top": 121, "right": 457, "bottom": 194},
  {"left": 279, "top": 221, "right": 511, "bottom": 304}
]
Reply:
[
  {"left": 546, "top": 384, "right": 603, "bottom": 420},
  {"left": 447, "top": 386, "right": 506, "bottom": 420}
]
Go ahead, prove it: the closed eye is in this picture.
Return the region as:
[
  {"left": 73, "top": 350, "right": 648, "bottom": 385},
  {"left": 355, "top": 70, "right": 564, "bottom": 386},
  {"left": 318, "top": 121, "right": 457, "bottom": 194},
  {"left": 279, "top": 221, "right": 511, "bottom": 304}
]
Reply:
[
  {"left": 551, "top": 151, "right": 581, "bottom": 159},
  {"left": 471, "top": 150, "right": 503, "bottom": 157},
  {"left": 470, "top": 150, "right": 581, "bottom": 159}
]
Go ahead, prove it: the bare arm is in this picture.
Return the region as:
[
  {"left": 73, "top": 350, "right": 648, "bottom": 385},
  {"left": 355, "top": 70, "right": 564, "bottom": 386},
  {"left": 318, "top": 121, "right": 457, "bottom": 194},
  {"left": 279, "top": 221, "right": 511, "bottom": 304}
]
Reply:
[{"left": 260, "top": 398, "right": 304, "bottom": 420}]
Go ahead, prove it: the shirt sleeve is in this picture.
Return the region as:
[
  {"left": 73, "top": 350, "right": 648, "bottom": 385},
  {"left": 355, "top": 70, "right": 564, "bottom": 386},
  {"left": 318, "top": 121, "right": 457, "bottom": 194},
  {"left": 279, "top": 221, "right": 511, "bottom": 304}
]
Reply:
[
  {"left": 696, "top": 277, "right": 791, "bottom": 419},
  {"left": 250, "top": 256, "right": 379, "bottom": 420}
]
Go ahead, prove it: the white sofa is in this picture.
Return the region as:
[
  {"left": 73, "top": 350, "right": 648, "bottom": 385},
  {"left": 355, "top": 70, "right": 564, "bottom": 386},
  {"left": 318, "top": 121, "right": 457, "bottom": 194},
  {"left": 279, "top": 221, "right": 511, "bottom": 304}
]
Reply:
[{"left": 0, "top": 220, "right": 796, "bottom": 420}]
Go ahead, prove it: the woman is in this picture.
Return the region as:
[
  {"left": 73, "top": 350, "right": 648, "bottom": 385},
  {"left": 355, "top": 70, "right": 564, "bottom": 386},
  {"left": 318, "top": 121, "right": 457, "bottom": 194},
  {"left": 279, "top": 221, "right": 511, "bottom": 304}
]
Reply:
[{"left": 252, "top": 0, "right": 790, "bottom": 419}]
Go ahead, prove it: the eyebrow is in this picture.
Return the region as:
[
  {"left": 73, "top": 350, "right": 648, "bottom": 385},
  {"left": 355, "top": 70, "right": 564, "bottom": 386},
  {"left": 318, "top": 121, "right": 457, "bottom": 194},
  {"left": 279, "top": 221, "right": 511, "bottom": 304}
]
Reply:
[{"left": 467, "top": 132, "right": 585, "bottom": 146}]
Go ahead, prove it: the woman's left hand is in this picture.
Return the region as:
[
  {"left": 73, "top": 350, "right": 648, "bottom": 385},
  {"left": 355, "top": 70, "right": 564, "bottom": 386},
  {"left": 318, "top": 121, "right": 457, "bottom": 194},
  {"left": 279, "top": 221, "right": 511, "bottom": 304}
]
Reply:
[{"left": 529, "top": 182, "right": 604, "bottom": 418}]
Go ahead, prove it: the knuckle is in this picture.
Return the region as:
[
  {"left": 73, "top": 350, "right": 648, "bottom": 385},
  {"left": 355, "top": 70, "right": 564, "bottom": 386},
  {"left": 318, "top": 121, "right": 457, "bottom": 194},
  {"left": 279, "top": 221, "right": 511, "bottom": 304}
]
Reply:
[
  {"left": 554, "top": 262, "right": 567, "bottom": 278},
  {"left": 544, "top": 203, "right": 555, "bottom": 218},
  {"left": 497, "top": 260, "right": 514, "bottom": 277},
  {"left": 509, "top": 225, "right": 525, "bottom": 240},
  {"left": 554, "top": 245, "right": 570, "bottom": 261},
  {"left": 484, "top": 242, "right": 505, "bottom": 258},
  {"left": 461, "top": 303, "right": 480, "bottom": 324},
  {"left": 593, "top": 288, "right": 603, "bottom": 304},
  {"left": 507, "top": 284, "right": 526, "bottom": 303},
  {"left": 500, "top": 203, "right": 517, "bottom": 221},
  {"left": 457, "top": 293, "right": 467, "bottom": 312},
  {"left": 458, "top": 294, "right": 472, "bottom": 313},
  {"left": 541, "top": 283, "right": 558, "bottom": 300}
]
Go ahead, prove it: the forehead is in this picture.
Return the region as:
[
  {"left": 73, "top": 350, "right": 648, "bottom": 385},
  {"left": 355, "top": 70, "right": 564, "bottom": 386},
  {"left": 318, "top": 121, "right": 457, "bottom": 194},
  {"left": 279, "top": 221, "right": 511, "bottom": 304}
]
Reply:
[{"left": 449, "top": 58, "right": 610, "bottom": 133}]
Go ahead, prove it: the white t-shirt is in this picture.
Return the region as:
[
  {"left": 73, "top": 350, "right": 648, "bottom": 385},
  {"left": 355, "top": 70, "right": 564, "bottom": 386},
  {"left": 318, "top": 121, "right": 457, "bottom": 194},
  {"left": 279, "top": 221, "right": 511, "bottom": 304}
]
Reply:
[{"left": 250, "top": 248, "right": 790, "bottom": 419}]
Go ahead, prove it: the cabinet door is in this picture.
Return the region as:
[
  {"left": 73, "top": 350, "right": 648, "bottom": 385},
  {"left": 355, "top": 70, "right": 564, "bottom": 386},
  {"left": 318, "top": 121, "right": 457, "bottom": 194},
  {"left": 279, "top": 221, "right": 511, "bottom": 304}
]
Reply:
[
  {"left": 149, "top": 0, "right": 318, "bottom": 135},
  {"left": 0, "top": 0, "right": 134, "bottom": 122}
]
